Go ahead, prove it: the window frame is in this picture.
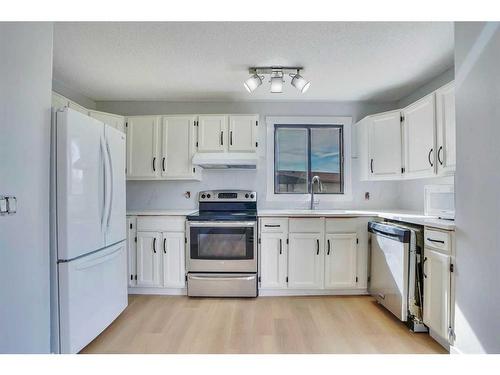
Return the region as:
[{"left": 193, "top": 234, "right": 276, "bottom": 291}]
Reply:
[
  {"left": 265, "top": 116, "right": 353, "bottom": 203},
  {"left": 273, "top": 124, "right": 344, "bottom": 195}
]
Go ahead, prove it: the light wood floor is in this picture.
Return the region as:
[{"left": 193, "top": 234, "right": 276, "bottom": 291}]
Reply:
[{"left": 81, "top": 295, "right": 446, "bottom": 354}]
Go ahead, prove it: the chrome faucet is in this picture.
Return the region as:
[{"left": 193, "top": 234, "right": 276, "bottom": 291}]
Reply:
[{"left": 310, "top": 175, "right": 322, "bottom": 209}]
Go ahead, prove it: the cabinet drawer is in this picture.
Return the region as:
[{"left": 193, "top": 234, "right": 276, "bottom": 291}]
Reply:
[
  {"left": 260, "top": 218, "right": 288, "bottom": 233},
  {"left": 325, "top": 218, "right": 358, "bottom": 233},
  {"left": 289, "top": 218, "right": 324, "bottom": 233},
  {"left": 424, "top": 228, "right": 451, "bottom": 253},
  {"left": 137, "top": 216, "right": 185, "bottom": 232}
]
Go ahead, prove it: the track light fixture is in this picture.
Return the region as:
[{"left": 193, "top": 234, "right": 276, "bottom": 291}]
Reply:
[{"left": 244, "top": 67, "right": 310, "bottom": 94}]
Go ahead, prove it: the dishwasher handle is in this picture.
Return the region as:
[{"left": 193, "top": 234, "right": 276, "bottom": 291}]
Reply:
[{"left": 368, "top": 222, "right": 410, "bottom": 243}]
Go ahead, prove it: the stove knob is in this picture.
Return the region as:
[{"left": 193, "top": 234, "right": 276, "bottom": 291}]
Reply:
[
  {"left": 206, "top": 194, "right": 211, "bottom": 198},
  {"left": 201, "top": 194, "right": 206, "bottom": 199},
  {"left": 250, "top": 194, "right": 255, "bottom": 199},
  {"left": 245, "top": 193, "right": 249, "bottom": 198}
]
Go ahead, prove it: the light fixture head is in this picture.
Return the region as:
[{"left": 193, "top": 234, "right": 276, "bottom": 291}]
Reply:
[
  {"left": 270, "top": 71, "right": 284, "bottom": 93},
  {"left": 244, "top": 67, "right": 310, "bottom": 94},
  {"left": 243, "top": 74, "right": 263, "bottom": 93},
  {"left": 290, "top": 73, "right": 311, "bottom": 93}
]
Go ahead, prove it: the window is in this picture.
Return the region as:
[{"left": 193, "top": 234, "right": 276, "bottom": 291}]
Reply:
[{"left": 274, "top": 124, "right": 344, "bottom": 194}]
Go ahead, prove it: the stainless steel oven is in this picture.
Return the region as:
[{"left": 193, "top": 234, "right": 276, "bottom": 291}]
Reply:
[
  {"left": 186, "top": 221, "right": 257, "bottom": 273},
  {"left": 186, "top": 190, "right": 258, "bottom": 297}
]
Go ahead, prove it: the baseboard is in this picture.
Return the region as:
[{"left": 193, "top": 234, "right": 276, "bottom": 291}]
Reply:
[
  {"left": 258, "top": 289, "right": 369, "bottom": 296},
  {"left": 128, "top": 287, "right": 368, "bottom": 297},
  {"left": 128, "top": 287, "right": 187, "bottom": 295}
]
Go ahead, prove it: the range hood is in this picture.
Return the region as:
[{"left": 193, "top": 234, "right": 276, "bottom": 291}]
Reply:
[{"left": 192, "top": 153, "right": 257, "bottom": 169}]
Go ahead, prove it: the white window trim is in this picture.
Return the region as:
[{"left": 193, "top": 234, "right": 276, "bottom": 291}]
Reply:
[{"left": 265, "top": 116, "right": 353, "bottom": 203}]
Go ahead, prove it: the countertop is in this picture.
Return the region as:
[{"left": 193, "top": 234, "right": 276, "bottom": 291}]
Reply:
[
  {"left": 127, "top": 209, "right": 197, "bottom": 216},
  {"left": 257, "top": 209, "right": 455, "bottom": 230},
  {"left": 126, "top": 208, "right": 455, "bottom": 230}
]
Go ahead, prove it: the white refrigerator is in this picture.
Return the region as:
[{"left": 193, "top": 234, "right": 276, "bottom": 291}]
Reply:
[{"left": 51, "top": 108, "right": 127, "bottom": 353}]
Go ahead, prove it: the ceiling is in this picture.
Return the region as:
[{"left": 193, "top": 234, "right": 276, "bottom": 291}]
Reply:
[{"left": 53, "top": 22, "right": 454, "bottom": 102}]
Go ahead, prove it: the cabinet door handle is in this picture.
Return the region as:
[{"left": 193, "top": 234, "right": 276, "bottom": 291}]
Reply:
[
  {"left": 264, "top": 224, "right": 281, "bottom": 228},
  {"left": 427, "top": 237, "right": 445, "bottom": 244},
  {"left": 370, "top": 158, "right": 374, "bottom": 173},
  {"left": 423, "top": 257, "right": 427, "bottom": 278},
  {"left": 230, "top": 131, "right": 233, "bottom": 146},
  {"left": 152, "top": 238, "right": 157, "bottom": 253},
  {"left": 279, "top": 238, "right": 282, "bottom": 255},
  {"left": 152, "top": 157, "right": 156, "bottom": 172},
  {"left": 316, "top": 239, "right": 320, "bottom": 255},
  {"left": 220, "top": 131, "right": 224, "bottom": 146},
  {"left": 327, "top": 239, "right": 331, "bottom": 255},
  {"left": 428, "top": 148, "right": 434, "bottom": 167},
  {"left": 163, "top": 238, "right": 167, "bottom": 254},
  {"left": 162, "top": 157, "right": 166, "bottom": 172},
  {"left": 438, "top": 146, "right": 443, "bottom": 165}
]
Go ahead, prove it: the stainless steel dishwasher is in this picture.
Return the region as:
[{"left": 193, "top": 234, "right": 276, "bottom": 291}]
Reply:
[{"left": 368, "top": 221, "right": 427, "bottom": 332}]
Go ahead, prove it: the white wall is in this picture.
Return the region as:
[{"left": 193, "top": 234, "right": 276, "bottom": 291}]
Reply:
[
  {"left": 97, "top": 100, "right": 403, "bottom": 210},
  {"left": 0, "top": 23, "right": 53, "bottom": 353},
  {"left": 452, "top": 22, "right": 500, "bottom": 354}
]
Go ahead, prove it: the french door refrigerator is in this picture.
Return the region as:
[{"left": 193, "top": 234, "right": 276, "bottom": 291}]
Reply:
[{"left": 51, "top": 108, "right": 127, "bottom": 353}]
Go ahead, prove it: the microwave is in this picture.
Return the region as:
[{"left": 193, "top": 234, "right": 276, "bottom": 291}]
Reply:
[{"left": 424, "top": 185, "right": 455, "bottom": 220}]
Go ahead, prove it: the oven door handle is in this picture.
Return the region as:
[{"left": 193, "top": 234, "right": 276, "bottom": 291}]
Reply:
[
  {"left": 188, "top": 275, "right": 256, "bottom": 281},
  {"left": 188, "top": 221, "right": 256, "bottom": 228}
]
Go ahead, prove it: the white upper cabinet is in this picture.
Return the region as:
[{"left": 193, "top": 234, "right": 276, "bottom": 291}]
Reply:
[
  {"left": 228, "top": 115, "right": 258, "bottom": 152},
  {"left": 67, "top": 101, "right": 89, "bottom": 115},
  {"left": 52, "top": 92, "right": 69, "bottom": 110},
  {"left": 324, "top": 233, "right": 358, "bottom": 289},
  {"left": 126, "top": 116, "right": 160, "bottom": 179},
  {"left": 260, "top": 232, "right": 288, "bottom": 289},
  {"left": 355, "top": 81, "right": 455, "bottom": 182},
  {"left": 435, "top": 82, "right": 456, "bottom": 175},
  {"left": 161, "top": 116, "right": 198, "bottom": 179},
  {"left": 403, "top": 93, "right": 437, "bottom": 179},
  {"left": 197, "top": 115, "right": 228, "bottom": 152},
  {"left": 161, "top": 231, "right": 186, "bottom": 288},
  {"left": 89, "top": 110, "right": 125, "bottom": 133},
  {"left": 368, "top": 110, "right": 403, "bottom": 179}
]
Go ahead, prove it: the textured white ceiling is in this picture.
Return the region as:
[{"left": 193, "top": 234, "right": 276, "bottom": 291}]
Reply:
[{"left": 53, "top": 22, "right": 454, "bottom": 102}]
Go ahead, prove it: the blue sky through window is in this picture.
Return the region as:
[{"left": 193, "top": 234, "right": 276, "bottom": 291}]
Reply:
[{"left": 276, "top": 127, "right": 340, "bottom": 173}]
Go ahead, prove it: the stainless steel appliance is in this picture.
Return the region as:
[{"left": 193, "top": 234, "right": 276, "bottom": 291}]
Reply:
[
  {"left": 368, "top": 221, "right": 427, "bottom": 332},
  {"left": 186, "top": 190, "right": 258, "bottom": 297}
]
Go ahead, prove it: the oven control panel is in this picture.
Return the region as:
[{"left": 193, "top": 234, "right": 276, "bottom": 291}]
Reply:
[{"left": 199, "top": 190, "right": 256, "bottom": 202}]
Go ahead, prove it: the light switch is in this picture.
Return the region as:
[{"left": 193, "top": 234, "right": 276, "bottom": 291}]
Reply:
[
  {"left": 0, "top": 196, "right": 7, "bottom": 214},
  {"left": 7, "top": 196, "right": 17, "bottom": 214}
]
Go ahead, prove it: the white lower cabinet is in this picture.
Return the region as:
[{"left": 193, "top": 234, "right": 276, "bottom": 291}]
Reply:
[
  {"left": 423, "top": 247, "right": 451, "bottom": 342},
  {"left": 259, "top": 217, "right": 365, "bottom": 293},
  {"left": 126, "top": 216, "right": 137, "bottom": 287},
  {"left": 136, "top": 231, "right": 162, "bottom": 287},
  {"left": 324, "top": 233, "right": 357, "bottom": 289},
  {"left": 127, "top": 215, "right": 187, "bottom": 292},
  {"left": 288, "top": 232, "right": 324, "bottom": 289},
  {"left": 161, "top": 231, "right": 186, "bottom": 288},
  {"left": 260, "top": 232, "right": 288, "bottom": 289}
]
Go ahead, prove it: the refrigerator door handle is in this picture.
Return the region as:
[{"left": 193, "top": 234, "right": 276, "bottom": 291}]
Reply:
[
  {"left": 105, "top": 139, "right": 114, "bottom": 229},
  {"left": 99, "top": 137, "right": 107, "bottom": 227}
]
